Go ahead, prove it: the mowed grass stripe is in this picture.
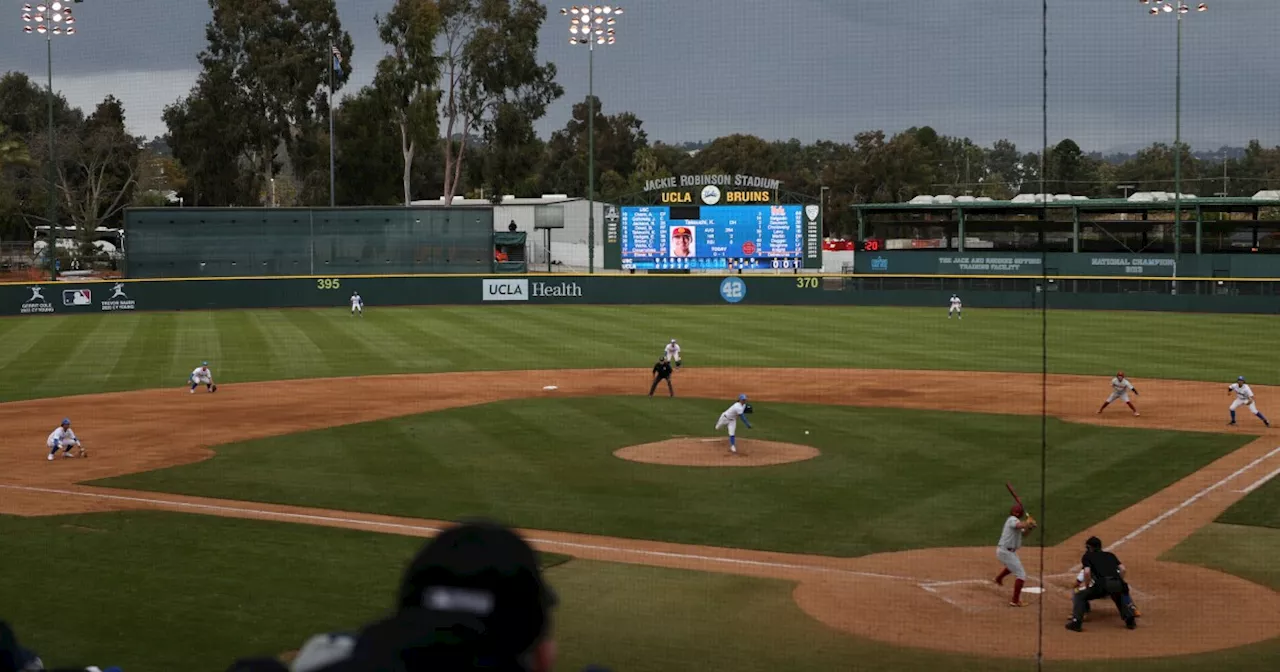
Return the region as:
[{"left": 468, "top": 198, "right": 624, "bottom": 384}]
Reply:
[
  {"left": 93, "top": 398, "right": 1250, "bottom": 556},
  {"left": 243, "top": 311, "right": 329, "bottom": 379},
  {"left": 277, "top": 309, "right": 401, "bottom": 374},
  {"left": 167, "top": 311, "right": 222, "bottom": 381},
  {"left": 304, "top": 309, "right": 444, "bottom": 370},
  {"left": 50, "top": 313, "right": 134, "bottom": 389},
  {"left": 0, "top": 317, "right": 94, "bottom": 400}
]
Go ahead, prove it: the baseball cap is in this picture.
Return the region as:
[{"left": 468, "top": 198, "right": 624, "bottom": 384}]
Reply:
[
  {"left": 396, "top": 520, "right": 557, "bottom": 659},
  {"left": 672, "top": 226, "right": 692, "bottom": 237}
]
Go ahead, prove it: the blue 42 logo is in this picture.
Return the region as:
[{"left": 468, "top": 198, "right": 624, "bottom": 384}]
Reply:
[{"left": 719, "top": 277, "right": 747, "bottom": 304}]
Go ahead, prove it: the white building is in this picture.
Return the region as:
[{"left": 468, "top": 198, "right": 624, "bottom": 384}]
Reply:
[{"left": 410, "top": 195, "right": 610, "bottom": 271}]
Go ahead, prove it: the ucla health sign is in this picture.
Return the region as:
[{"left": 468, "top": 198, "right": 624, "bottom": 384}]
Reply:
[{"left": 482, "top": 279, "right": 584, "bottom": 302}]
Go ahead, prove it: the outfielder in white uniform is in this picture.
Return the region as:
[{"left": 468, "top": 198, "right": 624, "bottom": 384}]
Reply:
[
  {"left": 189, "top": 361, "right": 216, "bottom": 394},
  {"left": 994, "top": 503, "right": 1037, "bottom": 607},
  {"left": 714, "top": 394, "right": 753, "bottom": 454},
  {"left": 46, "top": 417, "right": 83, "bottom": 460},
  {"left": 1228, "top": 376, "right": 1270, "bottom": 427},
  {"left": 664, "top": 339, "right": 681, "bottom": 369},
  {"left": 351, "top": 292, "right": 363, "bottom": 317},
  {"left": 1097, "top": 371, "right": 1140, "bottom": 416},
  {"left": 948, "top": 294, "right": 962, "bottom": 319}
]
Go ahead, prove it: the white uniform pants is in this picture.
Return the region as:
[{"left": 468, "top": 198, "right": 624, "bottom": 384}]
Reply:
[
  {"left": 1230, "top": 399, "right": 1258, "bottom": 413},
  {"left": 1106, "top": 391, "right": 1130, "bottom": 403},
  {"left": 996, "top": 548, "right": 1026, "bottom": 580},
  {"left": 715, "top": 414, "right": 737, "bottom": 437}
]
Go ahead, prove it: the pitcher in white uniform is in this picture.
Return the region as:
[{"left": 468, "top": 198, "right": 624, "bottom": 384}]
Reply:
[
  {"left": 1097, "top": 371, "right": 1140, "bottom": 416},
  {"left": 714, "top": 394, "right": 753, "bottom": 454},
  {"left": 351, "top": 291, "right": 363, "bottom": 317},
  {"left": 993, "top": 503, "right": 1037, "bottom": 607},
  {"left": 948, "top": 294, "right": 962, "bottom": 319},
  {"left": 1228, "top": 376, "right": 1270, "bottom": 427}
]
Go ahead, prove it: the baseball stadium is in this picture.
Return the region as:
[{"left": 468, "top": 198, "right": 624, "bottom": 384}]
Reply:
[{"left": 3, "top": 2, "right": 1280, "bottom": 672}]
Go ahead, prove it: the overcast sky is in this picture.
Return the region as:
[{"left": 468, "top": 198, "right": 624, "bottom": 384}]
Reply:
[{"left": 3, "top": 0, "right": 1277, "bottom": 154}]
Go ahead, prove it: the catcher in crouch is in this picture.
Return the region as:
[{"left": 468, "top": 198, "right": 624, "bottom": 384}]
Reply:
[{"left": 994, "top": 503, "right": 1037, "bottom": 606}]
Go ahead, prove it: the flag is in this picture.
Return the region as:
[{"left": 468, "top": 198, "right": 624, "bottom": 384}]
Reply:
[{"left": 331, "top": 45, "right": 344, "bottom": 77}]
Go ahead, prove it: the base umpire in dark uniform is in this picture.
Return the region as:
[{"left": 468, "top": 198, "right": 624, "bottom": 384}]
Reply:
[
  {"left": 1066, "top": 536, "right": 1136, "bottom": 631},
  {"left": 649, "top": 357, "right": 674, "bottom": 397}
]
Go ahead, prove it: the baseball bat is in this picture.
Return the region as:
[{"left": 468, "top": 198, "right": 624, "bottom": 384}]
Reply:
[{"left": 1006, "top": 482, "right": 1035, "bottom": 522}]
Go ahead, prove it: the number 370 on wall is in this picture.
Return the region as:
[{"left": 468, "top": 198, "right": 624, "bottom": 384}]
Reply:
[{"left": 317, "top": 278, "right": 341, "bottom": 290}]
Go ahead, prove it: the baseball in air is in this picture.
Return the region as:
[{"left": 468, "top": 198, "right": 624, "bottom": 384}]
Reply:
[{"left": 804, "top": 430, "right": 810, "bottom": 435}]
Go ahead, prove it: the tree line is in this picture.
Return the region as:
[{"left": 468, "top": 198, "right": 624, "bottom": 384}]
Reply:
[{"left": 3, "top": 0, "right": 1280, "bottom": 242}]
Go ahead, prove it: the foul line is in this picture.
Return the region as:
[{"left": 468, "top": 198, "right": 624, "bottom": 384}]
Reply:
[
  {"left": 0, "top": 484, "right": 923, "bottom": 584},
  {"left": 1237, "top": 465, "right": 1280, "bottom": 495}
]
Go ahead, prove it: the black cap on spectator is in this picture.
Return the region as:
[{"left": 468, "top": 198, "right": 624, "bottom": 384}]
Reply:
[{"left": 396, "top": 520, "right": 557, "bottom": 659}]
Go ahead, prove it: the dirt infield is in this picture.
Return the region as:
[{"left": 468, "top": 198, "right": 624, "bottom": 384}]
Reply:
[
  {"left": 614, "top": 438, "right": 820, "bottom": 466},
  {"left": 2, "top": 368, "right": 1280, "bottom": 660}
]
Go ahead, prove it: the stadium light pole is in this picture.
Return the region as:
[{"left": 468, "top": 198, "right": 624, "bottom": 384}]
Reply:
[
  {"left": 560, "top": 5, "right": 621, "bottom": 274},
  {"left": 1140, "top": 1, "right": 1207, "bottom": 258},
  {"left": 21, "top": 2, "right": 76, "bottom": 280}
]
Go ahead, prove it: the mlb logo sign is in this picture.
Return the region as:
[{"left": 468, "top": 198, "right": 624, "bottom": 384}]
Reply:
[{"left": 63, "top": 289, "right": 92, "bottom": 306}]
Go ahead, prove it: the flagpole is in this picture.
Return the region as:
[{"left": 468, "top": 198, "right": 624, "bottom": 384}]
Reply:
[{"left": 328, "top": 42, "right": 336, "bottom": 208}]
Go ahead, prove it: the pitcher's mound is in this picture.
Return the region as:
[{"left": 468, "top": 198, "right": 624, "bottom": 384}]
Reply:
[{"left": 614, "top": 438, "right": 819, "bottom": 467}]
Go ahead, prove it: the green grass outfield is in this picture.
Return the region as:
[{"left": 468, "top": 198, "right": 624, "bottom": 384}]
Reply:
[
  {"left": 92, "top": 398, "right": 1250, "bottom": 556},
  {"left": 0, "top": 305, "right": 1275, "bottom": 401},
  {"left": 2, "top": 510, "right": 1278, "bottom": 672}
]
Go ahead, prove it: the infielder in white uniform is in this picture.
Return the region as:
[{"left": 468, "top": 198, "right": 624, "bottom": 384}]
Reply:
[
  {"left": 46, "top": 417, "right": 84, "bottom": 460},
  {"left": 714, "top": 394, "right": 753, "bottom": 454},
  {"left": 1228, "top": 376, "right": 1270, "bottom": 427},
  {"left": 948, "top": 294, "right": 962, "bottom": 319},
  {"left": 994, "top": 503, "right": 1037, "bottom": 606},
  {"left": 664, "top": 339, "right": 681, "bottom": 369},
  {"left": 189, "top": 361, "right": 216, "bottom": 394},
  {"left": 1097, "top": 371, "right": 1140, "bottom": 416},
  {"left": 351, "top": 291, "right": 363, "bottom": 317}
]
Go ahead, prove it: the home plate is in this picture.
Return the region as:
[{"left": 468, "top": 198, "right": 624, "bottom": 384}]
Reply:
[
  {"left": 543, "top": 386, "right": 559, "bottom": 391},
  {"left": 1022, "top": 587, "right": 1044, "bottom": 594}
]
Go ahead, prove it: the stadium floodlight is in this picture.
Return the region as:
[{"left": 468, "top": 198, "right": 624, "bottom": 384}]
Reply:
[
  {"left": 1138, "top": 1, "right": 1207, "bottom": 258},
  {"left": 559, "top": 6, "right": 624, "bottom": 273},
  {"left": 21, "top": 2, "right": 78, "bottom": 279}
]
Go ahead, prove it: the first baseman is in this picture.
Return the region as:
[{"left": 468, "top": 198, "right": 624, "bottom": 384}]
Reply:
[
  {"left": 948, "top": 294, "right": 962, "bottom": 319},
  {"left": 46, "top": 417, "right": 84, "bottom": 460},
  {"left": 1228, "top": 376, "right": 1270, "bottom": 427},
  {"left": 351, "top": 291, "right": 363, "bottom": 317},
  {"left": 1097, "top": 371, "right": 1140, "bottom": 416},
  {"left": 994, "top": 503, "right": 1037, "bottom": 606},
  {"left": 664, "top": 339, "right": 682, "bottom": 369},
  {"left": 190, "top": 361, "right": 217, "bottom": 394},
  {"left": 714, "top": 394, "right": 753, "bottom": 454}
]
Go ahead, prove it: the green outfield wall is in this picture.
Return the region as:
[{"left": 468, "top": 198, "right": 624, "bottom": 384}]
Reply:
[
  {"left": 2, "top": 273, "right": 1279, "bottom": 316},
  {"left": 124, "top": 207, "right": 497, "bottom": 278}
]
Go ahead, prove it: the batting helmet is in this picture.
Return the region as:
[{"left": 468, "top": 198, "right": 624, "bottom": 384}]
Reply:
[{"left": 1010, "top": 503, "right": 1025, "bottom": 518}]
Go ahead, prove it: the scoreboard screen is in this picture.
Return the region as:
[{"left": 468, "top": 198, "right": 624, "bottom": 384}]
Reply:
[{"left": 620, "top": 205, "right": 805, "bottom": 270}]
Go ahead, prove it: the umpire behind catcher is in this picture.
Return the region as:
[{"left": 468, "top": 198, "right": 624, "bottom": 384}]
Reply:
[
  {"left": 1066, "top": 536, "right": 1136, "bottom": 632},
  {"left": 649, "top": 357, "right": 674, "bottom": 398}
]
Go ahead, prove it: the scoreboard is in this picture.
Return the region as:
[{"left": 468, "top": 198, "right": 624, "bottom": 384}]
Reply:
[{"left": 620, "top": 204, "right": 806, "bottom": 270}]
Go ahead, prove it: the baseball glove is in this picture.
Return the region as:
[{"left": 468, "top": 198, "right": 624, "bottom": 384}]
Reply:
[
  {"left": 211, "top": 384, "right": 218, "bottom": 393},
  {"left": 743, "top": 403, "right": 753, "bottom": 414}
]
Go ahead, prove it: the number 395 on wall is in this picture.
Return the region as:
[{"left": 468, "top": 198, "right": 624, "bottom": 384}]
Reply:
[{"left": 317, "top": 278, "right": 342, "bottom": 290}]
